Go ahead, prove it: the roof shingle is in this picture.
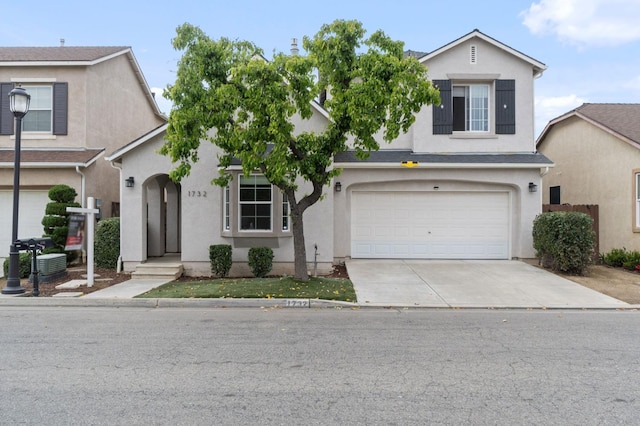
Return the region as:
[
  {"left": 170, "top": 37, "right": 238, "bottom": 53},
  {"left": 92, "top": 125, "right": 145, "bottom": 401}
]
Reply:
[
  {"left": 575, "top": 103, "right": 640, "bottom": 144},
  {"left": 0, "top": 46, "right": 129, "bottom": 62}
]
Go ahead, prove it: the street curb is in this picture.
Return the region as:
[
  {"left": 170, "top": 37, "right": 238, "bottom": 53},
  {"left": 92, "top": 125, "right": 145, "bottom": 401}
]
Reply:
[{"left": 0, "top": 296, "right": 638, "bottom": 310}]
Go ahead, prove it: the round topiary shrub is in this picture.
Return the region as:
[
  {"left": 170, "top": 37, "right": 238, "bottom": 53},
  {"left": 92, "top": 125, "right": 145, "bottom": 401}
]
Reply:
[
  {"left": 248, "top": 247, "right": 274, "bottom": 278},
  {"left": 95, "top": 217, "right": 120, "bottom": 269}
]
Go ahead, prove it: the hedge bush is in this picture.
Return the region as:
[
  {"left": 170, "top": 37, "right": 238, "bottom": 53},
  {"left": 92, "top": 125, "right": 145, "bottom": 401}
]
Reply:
[
  {"left": 2, "top": 252, "right": 32, "bottom": 279},
  {"left": 622, "top": 251, "right": 640, "bottom": 271},
  {"left": 601, "top": 248, "right": 628, "bottom": 268},
  {"left": 95, "top": 218, "right": 120, "bottom": 269},
  {"left": 532, "top": 211, "right": 595, "bottom": 274},
  {"left": 248, "top": 247, "right": 274, "bottom": 278},
  {"left": 209, "top": 244, "right": 232, "bottom": 277}
]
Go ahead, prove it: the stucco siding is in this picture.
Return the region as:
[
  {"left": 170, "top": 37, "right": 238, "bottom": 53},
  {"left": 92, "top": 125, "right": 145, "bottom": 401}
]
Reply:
[{"left": 540, "top": 118, "right": 640, "bottom": 252}]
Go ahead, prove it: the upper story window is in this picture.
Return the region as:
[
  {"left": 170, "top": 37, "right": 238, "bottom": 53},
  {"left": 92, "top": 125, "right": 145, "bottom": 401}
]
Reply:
[
  {"left": 432, "top": 79, "right": 515, "bottom": 135},
  {"left": 0, "top": 82, "right": 68, "bottom": 136},
  {"left": 452, "top": 85, "right": 489, "bottom": 132},
  {"left": 23, "top": 86, "right": 52, "bottom": 132}
]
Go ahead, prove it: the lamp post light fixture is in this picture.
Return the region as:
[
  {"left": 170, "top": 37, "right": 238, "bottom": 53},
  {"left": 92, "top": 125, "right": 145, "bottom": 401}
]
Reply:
[{"left": 2, "top": 86, "right": 31, "bottom": 295}]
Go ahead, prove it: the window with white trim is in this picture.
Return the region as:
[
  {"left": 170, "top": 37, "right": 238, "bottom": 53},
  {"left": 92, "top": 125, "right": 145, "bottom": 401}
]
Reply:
[
  {"left": 282, "top": 193, "right": 290, "bottom": 231},
  {"left": 23, "top": 86, "right": 52, "bottom": 132},
  {"left": 239, "top": 175, "right": 272, "bottom": 231},
  {"left": 453, "top": 84, "right": 489, "bottom": 132},
  {"left": 224, "top": 185, "right": 230, "bottom": 231},
  {"left": 636, "top": 173, "right": 640, "bottom": 228}
]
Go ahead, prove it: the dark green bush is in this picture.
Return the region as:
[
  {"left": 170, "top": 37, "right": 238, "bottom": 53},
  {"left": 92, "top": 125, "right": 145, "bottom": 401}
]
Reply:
[
  {"left": 48, "top": 185, "right": 78, "bottom": 203},
  {"left": 248, "top": 247, "right": 274, "bottom": 278},
  {"left": 622, "top": 250, "right": 640, "bottom": 271},
  {"left": 602, "top": 248, "right": 628, "bottom": 268},
  {"left": 532, "top": 212, "right": 595, "bottom": 274},
  {"left": 44, "top": 201, "right": 81, "bottom": 217},
  {"left": 209, "top": 244, "right": 232, "bottom": 277},
  {"left": 95, "top": 218, "right": 120, "bottom": 269},
  {"left": 3, "top": 252, "right": 32, "bottom": 278}
]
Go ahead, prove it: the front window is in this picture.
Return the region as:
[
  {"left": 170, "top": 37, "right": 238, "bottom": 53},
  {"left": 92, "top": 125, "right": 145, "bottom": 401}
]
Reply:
[
  {"left": 636, "top": 173, "right": 640, "bottom": 228},
  {"left": 23, "top": 86, "right": 52, "bottom": 132},
  {"left": 239, "top": 175, "right": 272, "bottom": 231},
  {"left": 452, "top": 84, "right": 489, "bottom": 132},
  {"left": 282, "top": 193, "right": 290, "bottom": 231}
]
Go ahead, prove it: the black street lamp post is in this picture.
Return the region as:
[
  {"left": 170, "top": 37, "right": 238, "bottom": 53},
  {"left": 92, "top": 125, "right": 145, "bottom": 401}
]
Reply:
[{"left": 2, "top": 86, "right": 31, "bottom": 295}]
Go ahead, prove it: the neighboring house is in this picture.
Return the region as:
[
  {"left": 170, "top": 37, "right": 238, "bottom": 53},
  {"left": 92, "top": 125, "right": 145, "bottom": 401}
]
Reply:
[
  {"left": 0, "top": 45, "right": 167, "bottom": 263},
  {"left": 536, "top": 103, "right": 640, "bottom": 254},
  {"left": 107, "top": 30, "right": 551, "bottom": 277}
]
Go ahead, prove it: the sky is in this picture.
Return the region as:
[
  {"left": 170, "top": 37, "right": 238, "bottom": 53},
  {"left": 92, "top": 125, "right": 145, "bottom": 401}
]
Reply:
[{"left": 1, "top": 0, "right": 639, "bottom": 138}]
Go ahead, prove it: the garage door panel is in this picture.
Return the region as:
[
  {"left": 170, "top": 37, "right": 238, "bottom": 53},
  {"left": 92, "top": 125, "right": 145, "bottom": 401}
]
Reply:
[
  {"left": 352, "top": 191, "right": 509, "bottom": 259},
  {"left": 0, "top": 191, "right": 50, "bottom": 258}
]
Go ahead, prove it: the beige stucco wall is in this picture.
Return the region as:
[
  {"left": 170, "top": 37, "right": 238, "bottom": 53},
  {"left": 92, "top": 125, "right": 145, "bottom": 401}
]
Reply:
[
  {"left": 539, "top": 118, "right": 640, "bottom": 253},
  {"left": 0, "top": 52, "right": 165, "bottom": 219}
]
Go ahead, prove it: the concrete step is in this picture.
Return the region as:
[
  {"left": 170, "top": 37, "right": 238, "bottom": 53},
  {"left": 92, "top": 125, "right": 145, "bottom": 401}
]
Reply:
[{"left": 131, "top": 263, "right": 184, "bottom": 280}]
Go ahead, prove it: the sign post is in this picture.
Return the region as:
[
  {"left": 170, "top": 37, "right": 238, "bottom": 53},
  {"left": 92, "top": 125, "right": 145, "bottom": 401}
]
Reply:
[{"left": 67, "top": 197, "right": 100, "bottom": 287}]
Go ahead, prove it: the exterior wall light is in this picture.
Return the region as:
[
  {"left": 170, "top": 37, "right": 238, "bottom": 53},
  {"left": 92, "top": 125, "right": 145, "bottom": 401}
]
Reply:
[
  {"left": 529, "top": 182, "right": 538, "bottom": 193},
  {"left": 125, "top": 176, "right": 135, "bottom": 188},
  {"left": 334, "top": 181, "right": 342, "bottom": 192}
]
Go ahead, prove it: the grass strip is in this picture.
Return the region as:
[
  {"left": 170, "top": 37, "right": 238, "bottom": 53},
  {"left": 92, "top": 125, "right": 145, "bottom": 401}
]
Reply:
[{"left": 136, "top": 276, "right": 356, "bottom": 302}]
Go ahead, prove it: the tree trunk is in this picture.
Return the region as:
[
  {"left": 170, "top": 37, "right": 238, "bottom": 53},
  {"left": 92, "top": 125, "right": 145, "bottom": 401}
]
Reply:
[{"left": 290, "top": 207, "right": 308, "bottom": 281}]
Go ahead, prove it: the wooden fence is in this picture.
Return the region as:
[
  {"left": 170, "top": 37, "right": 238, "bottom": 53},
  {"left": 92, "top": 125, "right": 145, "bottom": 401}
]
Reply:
[{"left": 541, "top": 204, "right": 600, "bottom": 257}]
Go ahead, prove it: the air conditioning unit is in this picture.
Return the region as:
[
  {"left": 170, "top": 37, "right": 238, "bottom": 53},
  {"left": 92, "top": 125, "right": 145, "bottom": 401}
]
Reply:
[{"left": 37, "top": 253, "right": 67, "bottom": 276}]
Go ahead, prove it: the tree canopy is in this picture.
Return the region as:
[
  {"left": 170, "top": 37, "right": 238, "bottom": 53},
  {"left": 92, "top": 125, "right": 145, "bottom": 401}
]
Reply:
[{"left": 162, "top": 19, "right": 440, "bottom": 280}]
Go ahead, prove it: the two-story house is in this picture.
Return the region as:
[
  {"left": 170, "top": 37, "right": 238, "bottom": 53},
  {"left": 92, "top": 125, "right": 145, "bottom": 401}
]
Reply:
[
  {"left": 107, "top": 30, "right": 551, "bottom": 277},
  {"left": 0, "top": 46, "right": 167, "bottom": 265}
]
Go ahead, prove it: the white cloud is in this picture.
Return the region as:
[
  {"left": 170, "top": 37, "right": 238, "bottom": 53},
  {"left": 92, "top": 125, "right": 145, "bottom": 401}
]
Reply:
[
  {"left": 535, "top": 94, "right": 586, "bottom": 137},
  {"left": 521, "top": 0, "right": 640, "bottom": 48}
]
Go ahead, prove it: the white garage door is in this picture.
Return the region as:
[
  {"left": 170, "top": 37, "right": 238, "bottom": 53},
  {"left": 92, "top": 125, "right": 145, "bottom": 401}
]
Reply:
[
  {"left": 0, "top": 190, "right": 50, "bottom": 258},
  {"left": 351, "top": 191, "right": 510, "bottom": 259}
]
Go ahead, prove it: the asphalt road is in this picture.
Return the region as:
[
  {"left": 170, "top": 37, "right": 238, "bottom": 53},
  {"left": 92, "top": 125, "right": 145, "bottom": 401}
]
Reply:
[{"left": 1, "top": 307, "right": 639, "bottom": 425}]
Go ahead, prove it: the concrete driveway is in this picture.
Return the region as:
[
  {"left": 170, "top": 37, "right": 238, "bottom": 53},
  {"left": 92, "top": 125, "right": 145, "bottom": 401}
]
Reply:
[{"left": 346, "top": 259, "right": 630, "bottom": 309}]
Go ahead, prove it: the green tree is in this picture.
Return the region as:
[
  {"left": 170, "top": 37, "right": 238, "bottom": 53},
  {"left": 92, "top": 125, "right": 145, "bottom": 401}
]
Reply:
[{"left": 162, "top": 19, "right": 440, "bottom": 280}]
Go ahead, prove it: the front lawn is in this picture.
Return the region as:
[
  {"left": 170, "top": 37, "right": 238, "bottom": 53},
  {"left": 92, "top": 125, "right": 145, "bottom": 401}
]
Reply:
[{"left": 136, "top": 276, "right": 356, "bottom": 302}]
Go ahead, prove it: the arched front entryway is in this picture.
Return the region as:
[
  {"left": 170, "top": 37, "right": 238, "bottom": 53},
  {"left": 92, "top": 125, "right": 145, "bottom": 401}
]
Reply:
[{"left": 145, "top": 174, "right": 181, "bottom": 258}]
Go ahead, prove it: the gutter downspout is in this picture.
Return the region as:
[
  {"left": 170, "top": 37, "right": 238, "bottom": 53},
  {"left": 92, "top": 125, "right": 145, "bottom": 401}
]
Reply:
[
  {"left": 74, "top": 166, "right": 87, "bottom": 262},
  {"left": 75, "top": 166, "right": 86, "bottom": 208},
  {"left": 540, "top": 166, "right": 550, "bottom": 177},
  {"left": 110, "top": 161, "right": 124, "bottom": 273}
]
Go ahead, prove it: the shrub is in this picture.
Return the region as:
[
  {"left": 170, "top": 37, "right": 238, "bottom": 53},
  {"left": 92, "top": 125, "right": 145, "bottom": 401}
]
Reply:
[
  {"left": 94, "top": 218, "right": 120, "bottom": 269},
  {"left": 248, "top": 247, "right": 274, "bottom": 278},
  {"left": 602, "top": 248, "right": 628, "bottom": 268},
  {"left": 2, "top": 252, "right": 32, "bottom": 279},
  {"left": 622, "top": 250, "right": 640, "bottom": 271},
  {"left": 209, "top": 244, "right": 232, "bottom": 277},
  {"left": 41, "top": 184, "right": 81, "bottom": 264},
  {"left": 532, "top": 212, "right": 595, "bottom": 274}
]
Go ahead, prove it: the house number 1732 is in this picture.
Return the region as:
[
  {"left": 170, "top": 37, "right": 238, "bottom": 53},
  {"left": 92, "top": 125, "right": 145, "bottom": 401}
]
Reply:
[{"left": 188, "top": 191, "right": 207, "bottom": 198}]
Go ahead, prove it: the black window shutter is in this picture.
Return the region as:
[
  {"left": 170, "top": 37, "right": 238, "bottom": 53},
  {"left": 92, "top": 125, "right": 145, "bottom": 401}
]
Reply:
[
  {"left": 0, "top": 83, "right": 15, "bottom": 135},
  {"left": 53, "top": 82, "right": 68, "bottom": 135},
  {"left": 495, "top": 79, "right": 515, "bottom": 134},
  {"left": 432, "top": 79, "right": 452, "bottom": 134}
]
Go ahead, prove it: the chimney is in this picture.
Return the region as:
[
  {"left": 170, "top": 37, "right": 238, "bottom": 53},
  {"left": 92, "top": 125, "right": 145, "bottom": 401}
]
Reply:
[
  {"left": 290, "top": 38, "right": 299, "bottom": 56},
  {"left": 60, "top": 38, "right": 65, "bottom": 47}
]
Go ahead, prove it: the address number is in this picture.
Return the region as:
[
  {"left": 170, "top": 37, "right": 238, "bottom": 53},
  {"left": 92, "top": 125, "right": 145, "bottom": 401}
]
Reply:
[
  {"left": 188, "top": 191, "right": 207, "bottom": 198},
  {"left": 285, "top": 299, "right": 309, "bottom": 308}
]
